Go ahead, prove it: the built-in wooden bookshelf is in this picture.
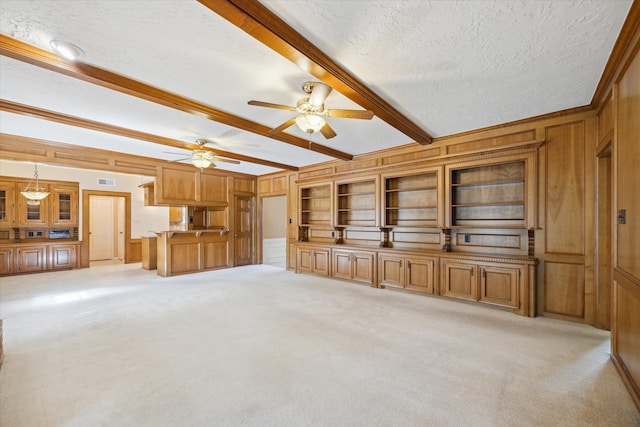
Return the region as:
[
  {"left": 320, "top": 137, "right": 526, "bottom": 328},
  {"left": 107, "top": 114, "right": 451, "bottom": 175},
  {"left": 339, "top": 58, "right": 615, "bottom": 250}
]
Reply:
[
  {"left": 336, "top": 178, "right": 377, "bottom": 227},
  {"left": 449, "top": 160, "right": 526, "bottom": 228},
  {"left": 383, "top": 171, "right": 438, "bottom": 228},
  {"left": 300, "top": 183, "right": 332, "bottom": 226}
]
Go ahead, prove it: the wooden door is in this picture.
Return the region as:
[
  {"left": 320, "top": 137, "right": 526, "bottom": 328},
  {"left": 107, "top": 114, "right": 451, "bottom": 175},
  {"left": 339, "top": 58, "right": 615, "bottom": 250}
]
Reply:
[
  {"left": 479, "top": 265, "right": 519, "bottom": 308},
  {"left": 234, "top": 195, "right": 253, "bottom": 266},
  {"left": 352, "top": 252, "right": 375, "bottom": 284},
  {"left": 379, "top": 255, "right": 404, "bottom": 288},
  {"left": 441, "top": 261, "right": 477, "bottom": 301},
  {"left": 406, "top": 257, "right": 434, "bottom": 293},
  {"left": 332, "top": 250, "right": 353, "bottom": 280},
  {"left": 89, "top": 196, "right": 114, "bottom": 261},
  {"left": 0, "top": 181, "right": 16, "bottom": 227}
]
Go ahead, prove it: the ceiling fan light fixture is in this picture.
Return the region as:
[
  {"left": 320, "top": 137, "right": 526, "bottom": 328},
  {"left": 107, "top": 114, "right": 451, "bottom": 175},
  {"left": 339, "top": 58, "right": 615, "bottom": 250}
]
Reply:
[
  {"left": 295, "top": 114, "right": 326, "bottom": 133},
  {"left": 49, "top": 40, "right": 84, "bottom": 61},
  {"left": 191, "top": 150, "right": 213, "bottom": 169}
]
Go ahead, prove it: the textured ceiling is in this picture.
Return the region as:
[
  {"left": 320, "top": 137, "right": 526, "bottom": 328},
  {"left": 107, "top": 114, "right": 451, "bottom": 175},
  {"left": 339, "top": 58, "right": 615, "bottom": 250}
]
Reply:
[{"left": 0, "top": 1, "right": 633, "bottom": 176}]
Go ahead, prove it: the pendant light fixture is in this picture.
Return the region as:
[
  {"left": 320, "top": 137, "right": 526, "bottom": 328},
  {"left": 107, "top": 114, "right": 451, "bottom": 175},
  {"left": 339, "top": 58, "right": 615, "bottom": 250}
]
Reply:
[{"left": 20, "top": 164, "right": 50, "bottom": 205}]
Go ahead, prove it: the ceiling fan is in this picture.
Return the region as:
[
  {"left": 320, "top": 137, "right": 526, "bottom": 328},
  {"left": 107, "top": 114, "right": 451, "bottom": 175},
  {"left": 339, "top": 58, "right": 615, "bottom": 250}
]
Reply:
[
  {"left": 248, "top": 81, "right": 374, "bottom": 139},
  {"left": 166, "top": 139, "right": 241, "bottom": 170}
]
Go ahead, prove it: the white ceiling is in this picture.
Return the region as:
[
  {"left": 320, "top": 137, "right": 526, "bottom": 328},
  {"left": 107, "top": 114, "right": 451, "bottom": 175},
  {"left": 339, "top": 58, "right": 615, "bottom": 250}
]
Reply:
[{"left": 0, "top": 1, "right": 633, "bottom": 176}]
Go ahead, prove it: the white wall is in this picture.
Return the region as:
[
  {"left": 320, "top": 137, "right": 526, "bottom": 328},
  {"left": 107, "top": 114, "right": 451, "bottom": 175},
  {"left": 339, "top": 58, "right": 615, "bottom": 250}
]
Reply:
[{"left": 0, "top": 160, "right": 169, "bottom": 238}]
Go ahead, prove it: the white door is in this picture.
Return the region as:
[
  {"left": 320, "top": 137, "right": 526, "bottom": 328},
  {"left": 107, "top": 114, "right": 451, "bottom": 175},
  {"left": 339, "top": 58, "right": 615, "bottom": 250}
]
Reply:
[
  {"left": 116, "top": 196, "right": 125, "bottom": 260},
  {"left": 90, "top": 196, "right": 114, "bottom": 261}
]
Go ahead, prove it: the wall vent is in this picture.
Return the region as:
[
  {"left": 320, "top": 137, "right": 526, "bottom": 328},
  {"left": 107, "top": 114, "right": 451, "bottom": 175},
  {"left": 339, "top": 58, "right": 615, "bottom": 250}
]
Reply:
[{"left": 97, "top": 178, "right": 116, "bottom": 186}]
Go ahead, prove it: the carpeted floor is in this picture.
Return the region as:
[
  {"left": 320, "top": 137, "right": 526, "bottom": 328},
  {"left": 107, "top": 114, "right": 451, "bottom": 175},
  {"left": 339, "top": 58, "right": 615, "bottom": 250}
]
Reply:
[{"left": 1, "top": 263, "right": 638, "bottom": 426}]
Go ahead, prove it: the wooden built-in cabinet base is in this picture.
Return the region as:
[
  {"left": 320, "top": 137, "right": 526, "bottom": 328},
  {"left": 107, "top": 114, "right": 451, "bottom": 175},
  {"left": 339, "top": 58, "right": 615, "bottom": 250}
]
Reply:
[
  {"left": 0, "top": 241, "right": 80, "bottom": 275},
  {"left": 156, "top": 230, "right": 230, "bottom": 277},
  {"left": 295, "top": 243, "right": 535, "bottom": 317}
]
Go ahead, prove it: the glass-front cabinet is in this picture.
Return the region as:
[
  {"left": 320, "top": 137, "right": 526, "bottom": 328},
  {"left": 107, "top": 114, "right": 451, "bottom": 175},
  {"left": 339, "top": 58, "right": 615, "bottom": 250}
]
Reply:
[
  {"left": 17, "top": 185, "right": 49, "bottom": 227},
  {"left": 50, "top": 185, "right": 79, "bottom": 226},
  {"left": 0, "top": 181, "right": 16, "bottom": 227}
]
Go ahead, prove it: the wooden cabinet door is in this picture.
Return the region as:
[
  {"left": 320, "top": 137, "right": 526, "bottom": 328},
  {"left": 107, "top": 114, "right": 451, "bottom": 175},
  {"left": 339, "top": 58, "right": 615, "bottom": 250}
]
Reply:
[
  {"left": 379, "top": 254, "right": 404, "bottom": 288},
  {"left": 296, "top": 247, "right": 313, "bottom": 274},
  {"left": 200, "top": 174, "right": 228, "bottom": 205},
  {"left": 49, "top": 244, "right": 78, "bottom": 270},
  {"left": 479, "top": 265, "right": 519, "bottom": 308},
  {"left": 169, "top": 243, "right": 201, "bottom": 275},
  {"left": 203, "top": 240, "right": 229, "bottom": 270},
  {"left": 50, "top": 185, "right": 78, "bottom": 226},
  {"left": 441, "top": 261, "right": 477, "bottom": 301},
  {"left": 156, "top": 167, "right": 198, "bottom": 205},
  {"left": 352, "top": 252, "right": 375, "bottom": 284},
  {"left": 17, "top": 187, "right": 49, "bottom": 227},
  {"left": 0, "top": 181, "right": 16, "bottom": 227},
  {"left": 0, "top": 247, "right": 14, "bottom": 275},
  {"left": 16, "top": 246, "right": 46, "bottom": 273},
  {"left": 311, "top": 249, "right": 330, "bottom": 276},
  {"left": 406, "top": 257, "right": 434, "bottom": 293},
  {"left": 332, "top": 250, "right": 353, "bottom": 280}
]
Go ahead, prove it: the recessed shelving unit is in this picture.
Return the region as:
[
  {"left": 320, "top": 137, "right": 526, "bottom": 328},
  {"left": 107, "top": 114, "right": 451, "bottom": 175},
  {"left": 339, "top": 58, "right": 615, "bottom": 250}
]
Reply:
[
  {"left": 300, "top": 184, "right": 332, "bottom": 226},
  {"left": 336, "top": 179, "right": 377, "bottom": 227},
  {"left": 383, "top": 171, "right": 438, "bottom": 228},
  {"left": 450, "top": 161, "right": 526, "bottom": 228}
]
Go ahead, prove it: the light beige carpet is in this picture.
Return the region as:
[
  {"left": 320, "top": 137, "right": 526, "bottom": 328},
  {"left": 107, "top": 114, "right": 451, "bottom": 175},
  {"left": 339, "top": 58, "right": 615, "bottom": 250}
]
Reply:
[{"left": 0, "top": 263, "right": 638, "bottom": 426}]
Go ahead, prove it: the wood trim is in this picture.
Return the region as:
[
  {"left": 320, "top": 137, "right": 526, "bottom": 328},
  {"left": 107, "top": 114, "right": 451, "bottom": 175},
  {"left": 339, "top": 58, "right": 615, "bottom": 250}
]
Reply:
[
  {"left": 1, "top": 133, "right": 249, "bottom": 178},
  {"left": 0, "top": 34, "right": 352, "bottom": 161},
  {"left": 591, "top": 0, "right": 640, "bottom": 108},
  {"left": 81, "top": 190, "right": 132, "bottom": 267},
  {"left": 433, "top": 105, "right": 594, "bottom": 143},
  {"left": 198, "top": 0, "right": 433, "bottom": 145},
  {"left": 0, "top": 99, "right": 297, "bottom": 171}
]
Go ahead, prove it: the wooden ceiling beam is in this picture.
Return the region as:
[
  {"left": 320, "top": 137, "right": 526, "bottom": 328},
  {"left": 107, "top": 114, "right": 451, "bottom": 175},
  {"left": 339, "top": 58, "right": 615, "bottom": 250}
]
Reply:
[
  {"left": 199, "top": 0, "right": 433, "bottom": 145},
  {"left": 0, "top": 99, "right": 298, "bottom": 171},
  {"left": 0, "top": 34, "right": 352, "bottom": 161}
]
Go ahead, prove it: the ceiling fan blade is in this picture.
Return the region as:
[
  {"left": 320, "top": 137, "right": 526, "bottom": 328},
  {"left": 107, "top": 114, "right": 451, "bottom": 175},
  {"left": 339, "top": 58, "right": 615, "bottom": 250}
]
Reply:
[
  {"left": 319, "top": 122, "right": 337, "bottom": 139},
  {"left": 163, "top": 151, "right": 189, "bottom": 155},
  {"left": 325, "top": 109, "right": 374, "bottom": 120},
  {"left": 212, "top": 156, "right": 241, "bottom": 164},
  {"left": 168, "top": 157, "right": 192, "bottom": 163},
  {"left": 269, "top": 117, "right": 297, "bottom": 135},
  {"left": 308, "top": 82, "right": 332, "bottom": 107},
  {"left": 248, "top": 100, "right": 296, "bottom": 111}
]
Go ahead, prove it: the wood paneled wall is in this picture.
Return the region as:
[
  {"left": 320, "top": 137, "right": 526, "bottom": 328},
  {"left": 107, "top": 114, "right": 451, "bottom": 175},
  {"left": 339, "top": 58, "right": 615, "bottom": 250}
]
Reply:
[
  {"left": 264, "top": 109, "right": 599, "bottom": 325},
  {"left": 610, "top": 32, "right": 640, "bottom": 409}
]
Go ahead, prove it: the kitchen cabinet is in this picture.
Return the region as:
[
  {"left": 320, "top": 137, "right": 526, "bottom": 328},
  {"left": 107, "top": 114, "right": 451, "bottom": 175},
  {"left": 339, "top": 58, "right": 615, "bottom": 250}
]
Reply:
[
  {"left": 0, "top": 247, "right": 14, "bottom": 275},
  {"left": 0, "top": 181, "right": 16, "bottom": 227},
  {"left": 16, "top": 245, "right": 46, "bottom": 273},
  {"left": 50, "top": 185, "right": 79, "bottom": 226},
  {"left": 154, "top": 167, "right": 230, "bottom": 206},
  {"left": 49, "top": 243, "right": 79, "bottom": 270}
]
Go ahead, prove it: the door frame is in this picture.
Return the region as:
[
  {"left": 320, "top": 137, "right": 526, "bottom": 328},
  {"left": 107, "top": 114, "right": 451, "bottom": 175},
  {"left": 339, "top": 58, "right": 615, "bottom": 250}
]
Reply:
[{"left": 81, "top": 190, "right": 132, "bottom": 267}]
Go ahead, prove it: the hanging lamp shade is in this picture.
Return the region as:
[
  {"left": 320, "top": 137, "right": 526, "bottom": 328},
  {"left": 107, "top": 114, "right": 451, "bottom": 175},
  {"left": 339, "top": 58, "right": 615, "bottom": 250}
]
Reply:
[{"left": 20, "top": 164, "right": 50, "bottom": 205}]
